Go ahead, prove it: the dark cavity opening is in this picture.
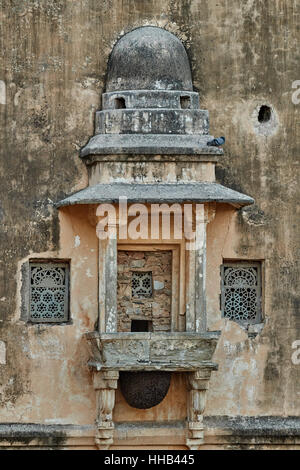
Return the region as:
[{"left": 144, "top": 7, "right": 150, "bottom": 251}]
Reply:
[
  {"left": 180, "top": 96, "right": 191, "bottom": 109},
  {"left": 258, "top": 105, "right": 271, "bottom": 123},
  {"left": 131, "top": 320, "right": 152, "bottom": 332},
  {"left": 120, "top": 371, "right": 172, "bottom": 409},
  {"left": 115, "top": 97, "right": 126, "bottom": 109}
]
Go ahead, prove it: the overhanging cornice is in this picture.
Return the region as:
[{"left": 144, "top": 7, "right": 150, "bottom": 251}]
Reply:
[{"left": 56, "top": 182, "right": 254, "bottom": 208}]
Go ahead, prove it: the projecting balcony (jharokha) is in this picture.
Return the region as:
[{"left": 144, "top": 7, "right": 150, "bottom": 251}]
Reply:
[
  {"left": 54, "top": 26, "right": 255, "bottom": 450},
  {"left": 85, "top": 329, "right": 220, "bottom": 450},
  {"left": 78, "top": 202, "right": 225, "bottom": 450},
  {"left": 86, "top": 330, "right": 219, "bottom": 372}
]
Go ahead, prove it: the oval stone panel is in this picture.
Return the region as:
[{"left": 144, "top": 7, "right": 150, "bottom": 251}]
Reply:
[{"left": 120, "top": 371, "right": 172, "bottom": 409}]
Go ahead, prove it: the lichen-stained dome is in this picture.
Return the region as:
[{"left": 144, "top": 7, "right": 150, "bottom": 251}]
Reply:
[
  {"left": 80, "top": 25, "right": 219, "bottom": 157},
  {"left": 106, "top": 26, "right": 193, "bottom": 92}
]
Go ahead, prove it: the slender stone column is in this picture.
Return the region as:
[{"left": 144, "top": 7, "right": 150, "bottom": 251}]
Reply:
[
  {"left": 95, "top": 214, "right": 118, "bottom": 448},
  {"left": 185, "top": 204, "right": 196, "bottom": 331},
  {"left": 186, "top": 368, "right": 212, "bottom": 450},
  {"left": 195, "top": 204, "right": 207, "bottom": 332},
  {"left": 185, "top": 204, "right": 207, "bottom": 332},
  {"left": 98, "top": 219, "right": 118, "bottom": 333},
  {"left": 93, "top": 370, "right": 119, "bottom": 450}
]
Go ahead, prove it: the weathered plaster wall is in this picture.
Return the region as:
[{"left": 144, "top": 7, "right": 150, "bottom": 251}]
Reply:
[
  {"left": 0, "top": 205, "right": 98, "bottom": 425},
  {"left": 0, "top": 0, "right": 299, "bottom": 445}
]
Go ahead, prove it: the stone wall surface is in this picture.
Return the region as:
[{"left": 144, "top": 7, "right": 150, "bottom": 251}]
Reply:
[
  {"left": 117, "top": 250, "right": 172, "bottom": 332},
  {"left": 0, "top": 0, "right": 299, "bottom": 448}
]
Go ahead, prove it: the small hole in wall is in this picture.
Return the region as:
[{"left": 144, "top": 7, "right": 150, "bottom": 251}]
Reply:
[
  {"left": 253, "top": 104, "right": 278, "bottom": 136},
  {"left": 180, "top": 96, "right": 191, "bottom": 109},
  {"left": 258, "top": 105, "right": 271, "bottom": 123},
  {"left": 115, "top": 97, "right": 126, "bottom": 109}
]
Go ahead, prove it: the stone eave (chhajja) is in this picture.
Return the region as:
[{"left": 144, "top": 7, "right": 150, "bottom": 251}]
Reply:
[
  {"left": 80, "top": 134, "right": 224, "bottom": 157},
  {"left": 56, "top": 182, "right": 254, "bottom": 208}
]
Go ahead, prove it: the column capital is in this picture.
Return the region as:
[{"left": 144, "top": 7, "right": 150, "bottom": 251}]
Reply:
[
  {"left": 93, "top": 370, "right": 119, "bottom": 390},
  {"left": 187, "top": 369, "right": 212, "bottom": 390}
]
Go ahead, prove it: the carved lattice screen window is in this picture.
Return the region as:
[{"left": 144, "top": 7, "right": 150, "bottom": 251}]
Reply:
[
  {"left": 132, "top": 271, "right": 153, "bottom": 298},
  {"left": 221, "top": 262, "right": 262, "bottom": 324},
  {"left": 29, "top": 262, "right": 69, "bottom": 323}
]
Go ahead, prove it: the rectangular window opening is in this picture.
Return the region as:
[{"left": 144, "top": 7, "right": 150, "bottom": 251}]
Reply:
[
  {"left": 180, "top": 95, "right": 191, "bottom": 109},
  {"left": 131, "top": 320, "right": 152, "bottom": 332},
  {"left": 115, "top": 97, "right": 126, "bottom": 109},
  {"left": 132, "top": 271, "right": 153, "bottom": 298},
  {"left": 29, "top": 261, "right": 70, "bottom": 323},
  {"left": 221, "top": 261, "right": 262, "bottom": 325}
]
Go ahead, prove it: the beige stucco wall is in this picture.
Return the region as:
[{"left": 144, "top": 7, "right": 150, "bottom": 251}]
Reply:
[{"left": 1, "top": 206, "right": 98, "bottom": 425}]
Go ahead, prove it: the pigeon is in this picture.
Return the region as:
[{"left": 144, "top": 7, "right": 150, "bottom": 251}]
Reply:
[{"left": 207, "top": 136, "right": 225, "bottom": 147}]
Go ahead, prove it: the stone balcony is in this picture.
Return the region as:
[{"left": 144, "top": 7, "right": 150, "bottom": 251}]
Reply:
[{"left": 86, "top": 331, "right": 220, "bottom": 372}]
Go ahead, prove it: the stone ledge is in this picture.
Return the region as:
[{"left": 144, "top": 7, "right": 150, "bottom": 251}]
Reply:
[
  {"left": 56, "top": 182, "right": 254, "bottom": 208},
  {"left": 83, "top": 153, "right": 219, "bottom": 163},
  {"left": 204, "top": 416, "right": 300, "bottom": 437},
  {"left": 80, "top": 134, "right": 223, "bottom": 157},
  {"left": 87, "top": 331, "right": 221, "bottom": 340},
  {"left": 0, "top": 419, "right": 299, "bottom": 448},
  {"left": 88, "top": 360, "right": 218, "bottom": 372},
  {"left": 0, "top": 424, "right": 95, "bottom": 448},
  {"left": 86, "top": 331, "right": 220, "bottom": 371}
]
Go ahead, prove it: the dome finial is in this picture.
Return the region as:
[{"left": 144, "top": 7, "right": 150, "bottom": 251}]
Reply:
[{"left": 106, "top": 26, "right": 193, "bottom": 92}]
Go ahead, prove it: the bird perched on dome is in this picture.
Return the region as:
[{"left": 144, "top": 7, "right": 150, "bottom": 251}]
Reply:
[{"left": 207, "top": 136, "right": 225, "bottom": 147}]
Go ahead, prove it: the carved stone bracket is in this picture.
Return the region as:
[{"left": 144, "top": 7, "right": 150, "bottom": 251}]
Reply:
[
  {"left": 93, "top": 370, "right": 119, "bottom": 450},
  {"left": 186, "top": 368, "right": 212, "bottom": 450}
]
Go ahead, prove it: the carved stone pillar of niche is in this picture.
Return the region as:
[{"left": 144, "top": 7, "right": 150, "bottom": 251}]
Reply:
[
  {"left": 186, "top": 203, "right": 216, "bottom": 333},
  {"left": 195, "top": 203, "right": 216, "bottom": 332},
  {"left": 93, "top": 370, "right": 119, "bottom": 450},
  {"left": 97, "top": 215, "right": 117, "bottom": 333},
  {"left": 186, "top": 368, "right": 212, "bottom": 450}
]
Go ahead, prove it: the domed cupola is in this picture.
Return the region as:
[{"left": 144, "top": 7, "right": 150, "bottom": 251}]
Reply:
[
  {"left": 106, "top": 26, "right": 193, "bottom": 92},
  {"left": 80, "top": 26, "right": 217, "bottom": 157}
]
